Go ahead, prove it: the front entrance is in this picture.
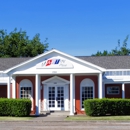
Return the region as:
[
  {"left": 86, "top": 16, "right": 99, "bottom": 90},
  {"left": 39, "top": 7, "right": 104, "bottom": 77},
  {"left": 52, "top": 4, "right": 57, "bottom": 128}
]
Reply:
[
  {"left": 48, "top": 86, "right": 64, "bottom": 110},
  {"left": 42, "top": 76, "right": 70, "bottom": 111}
]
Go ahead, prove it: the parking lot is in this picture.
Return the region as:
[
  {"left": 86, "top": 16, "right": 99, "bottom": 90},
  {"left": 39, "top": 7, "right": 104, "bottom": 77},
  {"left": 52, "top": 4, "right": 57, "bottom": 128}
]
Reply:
[{"left": 0, "top": 121, "right": 130, "bottom": 130}]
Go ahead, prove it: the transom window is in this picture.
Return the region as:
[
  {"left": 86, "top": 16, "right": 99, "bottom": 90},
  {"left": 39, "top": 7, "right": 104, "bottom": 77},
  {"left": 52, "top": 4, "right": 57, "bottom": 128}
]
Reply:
[
  {"left": 80, "top": 78, "right": 94, "bottom": 109},
  {"left": 107, "top": 86, "right": 120, "bottom": 95}
]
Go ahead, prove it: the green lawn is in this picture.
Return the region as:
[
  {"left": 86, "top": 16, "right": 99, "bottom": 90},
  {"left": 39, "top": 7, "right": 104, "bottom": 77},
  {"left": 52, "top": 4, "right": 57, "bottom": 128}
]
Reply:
[
  {"left": 0, "top": 117, "right": 33, "bottom": 121},
  {"left": 66, "top": 115, "right": 130, "bottom": 121}
]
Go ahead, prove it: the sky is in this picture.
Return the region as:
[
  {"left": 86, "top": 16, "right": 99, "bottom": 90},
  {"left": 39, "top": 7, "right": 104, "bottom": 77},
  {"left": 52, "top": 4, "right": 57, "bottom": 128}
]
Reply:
[{"left": 0, "top": 0, "right": 130, "bottom": 56}]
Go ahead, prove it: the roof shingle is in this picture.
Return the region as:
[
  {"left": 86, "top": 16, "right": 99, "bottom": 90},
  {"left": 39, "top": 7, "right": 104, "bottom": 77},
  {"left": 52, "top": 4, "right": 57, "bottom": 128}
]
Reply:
[
  {"left": 0, "top": 55, "right": 130, "bottom": 71},
  {"left": 76, "top": 56, "right": 130, "bottom": 69}
]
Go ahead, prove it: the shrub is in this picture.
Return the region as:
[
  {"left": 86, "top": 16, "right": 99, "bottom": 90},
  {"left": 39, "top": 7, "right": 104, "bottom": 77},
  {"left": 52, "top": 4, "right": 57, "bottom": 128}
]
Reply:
[
  {"left": 84, "top": 98, "right": 130, "bottom": 116},
  {"left": 0, "top": 98, "right": 31, "bottom": 117}
]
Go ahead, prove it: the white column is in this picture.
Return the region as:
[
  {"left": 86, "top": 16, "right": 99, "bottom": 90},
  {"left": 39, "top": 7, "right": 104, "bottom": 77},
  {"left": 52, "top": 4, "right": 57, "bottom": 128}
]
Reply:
[
  {"left": 73, "top": 75, "right": 75, "bottom": 113},
  {"left": 122, "top": 83, "right": 125, "bottom": 99},
  {"left": 35, "top": 74, "right": 40, "bottom": 116},
  {"left": 12, "top": 76, "right": 16, "bottom": 99},
  {"left": 70, "top": 74, "right": 74, "bottom": 115},
  {"left": 98, "top": 73, "right": 103, "bottom": 99},
  {"left": 7, "top": 76, "right": 11, "bottom": 99},
  {"left": 38, "top": 75, "right": 41, "bottom": 114}
]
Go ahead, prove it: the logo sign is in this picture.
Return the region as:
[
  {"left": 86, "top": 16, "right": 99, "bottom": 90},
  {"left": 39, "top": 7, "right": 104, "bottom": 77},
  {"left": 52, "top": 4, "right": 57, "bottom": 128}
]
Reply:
[
  {"left": 45, "top": 59, "right": 60, "bottom": 66},
  {"left": 36, "top": 58, "right": 73, "bottom": 68}
]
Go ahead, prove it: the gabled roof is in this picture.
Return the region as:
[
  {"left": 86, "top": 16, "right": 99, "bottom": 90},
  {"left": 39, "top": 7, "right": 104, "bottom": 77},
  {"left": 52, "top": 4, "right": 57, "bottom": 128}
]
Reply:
[
  {"left": 3, "top": 49, "right": 106, "bottom": 73},
  {"left": 0, "top": 57, "right": 32, "bottom": 71},
  {"left": 0, "top": 50, "right": 130, "bottom": 71},
  {"left": 76, "top": 56, "right": 130, "bottom": 69}
]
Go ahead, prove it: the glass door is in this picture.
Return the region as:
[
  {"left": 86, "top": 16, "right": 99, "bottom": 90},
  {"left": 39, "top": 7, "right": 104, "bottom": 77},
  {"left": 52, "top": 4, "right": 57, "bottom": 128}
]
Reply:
[
  {"left": 48, "top": 87, "right": 55, "bottom": 109},
  {"left": 56, "top": 86, "right": 64, "bottom": 110},
  {"left": 48, "top": 86, "right": 64, "bottom": 110}
]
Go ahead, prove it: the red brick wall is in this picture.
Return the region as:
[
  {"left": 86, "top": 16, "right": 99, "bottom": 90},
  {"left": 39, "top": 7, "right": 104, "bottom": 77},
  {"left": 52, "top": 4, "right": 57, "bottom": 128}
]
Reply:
[
  {"left": 16, "top": 76, "right": 35, "bottom": 114},
  {"left": 0, "top": 85, "right": 7, "bottom": 98},
  {"left": 16, "top": 75, "right": 98, "bottom": 115},
  {"left": 125, "top": 84, "right": 130, "bottom": 98},
  {"left": 75, "top": 75, "right": 98, "bottom": 114},
  {"left": 105, "top": 84, "right": 122, "bottom": 98}
]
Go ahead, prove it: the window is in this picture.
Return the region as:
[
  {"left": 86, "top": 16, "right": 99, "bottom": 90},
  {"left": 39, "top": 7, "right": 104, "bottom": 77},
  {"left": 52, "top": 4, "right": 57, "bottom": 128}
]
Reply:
[
  {"left": 80, "top": 78, "right": 94, "bottom": 109},
  {"left": 81, "top": 86, "right": 93, "bottom": 108},
  {"left": 107, "top": 86, "right": 120, "bottom": 95},
  {"left": 19, "top": 79, "right": 33, "bottom": 110},
  {"left": 20, "top": 87, "right": 31, "bottom": 99}
]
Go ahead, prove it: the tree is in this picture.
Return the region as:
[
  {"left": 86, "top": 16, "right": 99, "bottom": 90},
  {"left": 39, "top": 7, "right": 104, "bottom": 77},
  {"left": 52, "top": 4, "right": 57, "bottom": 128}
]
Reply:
[
  {"left": 92, "top": 35, "right": 130, "bottom": 56},
  {"left": 0, "top": 28, "right": 48, "bottom": 57}
]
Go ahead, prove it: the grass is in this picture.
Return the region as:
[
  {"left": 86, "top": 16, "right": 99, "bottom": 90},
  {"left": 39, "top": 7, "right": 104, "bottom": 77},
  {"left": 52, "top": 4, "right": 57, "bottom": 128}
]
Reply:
[
  {"left": 0, "top": 116, "right": 34, "bottom": 121},
  {"left": 66, "top": 115, "right": 130, "bottom": 121}
]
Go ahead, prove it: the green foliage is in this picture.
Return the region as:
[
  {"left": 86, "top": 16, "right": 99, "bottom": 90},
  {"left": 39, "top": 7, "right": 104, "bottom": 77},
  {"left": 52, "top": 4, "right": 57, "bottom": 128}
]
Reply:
[
  {"left": 0, "top": 98, "right": 31, "bottom": 117},
  {"left": 0, "top": 28, "right": 48, "bottom": 57},
  {"left": 92, "top": 35, "right": 130, "bottom": 56},
  {"left": 84, "top": 98, "right": 130, "bottom": 116}
]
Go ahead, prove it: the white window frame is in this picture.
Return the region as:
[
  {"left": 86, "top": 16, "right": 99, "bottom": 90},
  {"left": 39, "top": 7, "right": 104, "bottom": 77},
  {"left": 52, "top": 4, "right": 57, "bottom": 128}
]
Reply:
[
  {"left": 107, "top": 86, "right": 120, "bottom": 95},
  {"left": 80, "top": 78, "right": 95, "bottom": 110},
  {"left": 19, "top": 79, "right": 33, "bottom": 110}
]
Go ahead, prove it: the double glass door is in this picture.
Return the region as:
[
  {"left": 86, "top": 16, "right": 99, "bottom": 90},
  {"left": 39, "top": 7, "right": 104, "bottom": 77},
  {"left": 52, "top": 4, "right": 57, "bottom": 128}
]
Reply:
[{"left": 48, "top": 86, "right": 64, "bottom": 110}]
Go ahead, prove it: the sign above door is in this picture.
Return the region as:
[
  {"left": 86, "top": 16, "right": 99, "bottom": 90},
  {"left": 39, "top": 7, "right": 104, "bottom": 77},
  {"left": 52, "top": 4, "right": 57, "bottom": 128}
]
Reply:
[{"left": 36, "top": 58, "right": 74, "bottom": 69}]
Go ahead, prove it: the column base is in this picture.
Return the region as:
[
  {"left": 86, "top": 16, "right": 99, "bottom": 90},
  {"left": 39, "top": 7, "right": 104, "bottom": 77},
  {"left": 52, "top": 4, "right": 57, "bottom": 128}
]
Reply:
[{"left": 69, "top": 113, "right": 74, "bottom": 116}]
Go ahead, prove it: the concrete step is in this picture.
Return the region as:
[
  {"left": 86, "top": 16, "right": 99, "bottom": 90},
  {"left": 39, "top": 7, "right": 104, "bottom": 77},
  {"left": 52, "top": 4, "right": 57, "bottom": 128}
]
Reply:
[{"left": 40, "top": 111, "right": 69, "bottom": 117}]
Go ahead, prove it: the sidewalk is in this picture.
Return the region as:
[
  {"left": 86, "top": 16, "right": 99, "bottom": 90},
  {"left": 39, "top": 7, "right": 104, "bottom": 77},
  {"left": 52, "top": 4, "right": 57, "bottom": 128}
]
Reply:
[{"left": 31, "top": 115, "right": 67, "bottom": 121}]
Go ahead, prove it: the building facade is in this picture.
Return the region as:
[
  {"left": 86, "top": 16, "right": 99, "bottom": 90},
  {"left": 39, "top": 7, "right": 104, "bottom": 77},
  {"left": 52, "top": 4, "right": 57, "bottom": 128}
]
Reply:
[{"left": 0, "top": 49, "right": 130, "bottom": 115}]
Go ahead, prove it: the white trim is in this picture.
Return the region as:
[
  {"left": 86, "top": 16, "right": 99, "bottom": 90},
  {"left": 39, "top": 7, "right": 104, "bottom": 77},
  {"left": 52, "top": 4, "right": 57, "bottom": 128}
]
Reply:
[
  {"left": 122, "top": 83, "right": 125, "bottom": 98},
  {"left": 4, "top": 49, "right": 106, "bottom": 73},
  {"left": 105, "top": 69, "right": 130, "bottom": 71},
  {"left": 42, "top": 76, "right": 70, "bottom": 85},
  {"left": 13, "top": 70, "right": 101, "bottom": 75},
  {"left": 7, "top": 76, "right": 10, "bottom": 98},
  {"left": 43, "top": 76, "right": 69, "bottom": 111},
  {"left": 103, "top": 79, "right": 130, "bottom": 84},
  {"left": 80, "top": 78, "right": 95, "bottom": 110},
  {"left": 73, "top": 75, "right": 75, "bottom": 113},
  {"left": 70, "top": 74, "right": 74, "bottom": 115},
  {"left": 43, "top": 85, "right": 48, "bottom": 111},
  {"left": 98, "top": 73, "right": 102, "bottom": 99},
  {"left": 38, "top": 75, "right": 41, "bottom": 114},
  {"left": 64, "top": 84, "right": 69, "bottom": 111},
  {"left": 12, "top": 76, "right": 16, "bottom": 99},
  {"left": 35, "top": 74, "right": 39, "bottom": 115}
]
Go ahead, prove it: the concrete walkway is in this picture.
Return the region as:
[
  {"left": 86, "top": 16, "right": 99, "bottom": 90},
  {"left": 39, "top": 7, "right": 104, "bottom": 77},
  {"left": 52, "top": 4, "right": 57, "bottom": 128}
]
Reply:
[{"left": 31, "top": 115, "right": 67, "bottom": 121}]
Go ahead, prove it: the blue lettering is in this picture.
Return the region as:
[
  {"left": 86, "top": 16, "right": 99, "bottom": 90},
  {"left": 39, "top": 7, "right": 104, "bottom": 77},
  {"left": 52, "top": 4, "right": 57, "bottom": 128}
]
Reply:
[{"left": 55, "top": 59, "right": 60, "bottom": 64}]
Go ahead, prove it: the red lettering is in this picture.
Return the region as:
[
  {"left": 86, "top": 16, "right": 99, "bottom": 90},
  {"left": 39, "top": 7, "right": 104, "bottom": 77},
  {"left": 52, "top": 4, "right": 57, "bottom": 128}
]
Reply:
[{"left": 46, "top": 60, "right": 52, "bottom": 66}]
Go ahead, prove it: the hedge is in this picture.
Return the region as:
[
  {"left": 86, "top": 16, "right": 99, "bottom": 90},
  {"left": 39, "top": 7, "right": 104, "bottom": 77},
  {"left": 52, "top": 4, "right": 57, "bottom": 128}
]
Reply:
[
  {"left": 0, "top": 98, "right": 31, "bottom": 117},
  {"left": 84, "top": 98, "right": 130, "bottom": 116}
]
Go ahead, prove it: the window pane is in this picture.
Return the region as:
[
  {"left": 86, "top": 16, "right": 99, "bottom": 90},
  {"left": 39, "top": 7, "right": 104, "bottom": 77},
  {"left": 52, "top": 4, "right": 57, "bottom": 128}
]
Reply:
[
  {"left": 82, "top": 86, "right": 93, "bottom": 108},
  {"left": 20, "top": 87, "right": 32, "bottom": 99}
]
